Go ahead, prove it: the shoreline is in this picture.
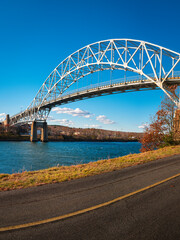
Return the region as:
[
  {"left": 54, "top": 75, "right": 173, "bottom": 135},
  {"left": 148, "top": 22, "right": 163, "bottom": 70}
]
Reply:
[
  {"left": 0, "top": 145, "right": 180, "bottom": 192},
  {"left": 0, "top": 139, "right": 139, "bottom": 142},
  {"left": 0, "top": 137, "right": 139, "bottom": 142}
]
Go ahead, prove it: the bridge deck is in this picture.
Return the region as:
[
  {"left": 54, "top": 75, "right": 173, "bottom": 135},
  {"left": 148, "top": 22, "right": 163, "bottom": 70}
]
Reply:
[
  {"left": 9, "top": 77, "right": 180, "bottom": 125},
  {"left": 41, "top": 78, "right": 180, "bottom": 109}
]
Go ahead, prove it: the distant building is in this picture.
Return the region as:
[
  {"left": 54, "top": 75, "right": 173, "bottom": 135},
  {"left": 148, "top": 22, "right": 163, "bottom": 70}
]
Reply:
[{"left": 74, "top": 132, "right": 80, "bottom": 136}]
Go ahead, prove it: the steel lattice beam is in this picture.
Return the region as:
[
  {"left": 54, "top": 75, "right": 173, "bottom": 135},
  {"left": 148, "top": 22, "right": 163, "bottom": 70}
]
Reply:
[{"left": 9, "top": 39, "right": 180, "bottom": 125}]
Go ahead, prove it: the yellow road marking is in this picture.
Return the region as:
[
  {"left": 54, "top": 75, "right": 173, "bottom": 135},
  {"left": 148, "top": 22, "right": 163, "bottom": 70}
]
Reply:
[{"left": 1, "top": 172, "right": 180, "bottom": 232}]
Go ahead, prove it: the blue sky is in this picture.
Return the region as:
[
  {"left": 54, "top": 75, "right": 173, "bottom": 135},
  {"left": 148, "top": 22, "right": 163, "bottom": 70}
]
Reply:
[{"left": 0, "top": 0, "right": 180, "bottom": 132}]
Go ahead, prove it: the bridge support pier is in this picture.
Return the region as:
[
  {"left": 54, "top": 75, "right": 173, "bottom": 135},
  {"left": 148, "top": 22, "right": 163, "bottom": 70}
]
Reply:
[
  {"left": 174, "top": 109, "right": 180, "bottom": 142},
  {"left": 41, "top": 122, "right": 48, "bottom": 142},
  {"left": 30, "top": 121, "right": 48, "bottom": 142},
  {"left": 30, "top": 121, "right": 37, "bottom": 142}
]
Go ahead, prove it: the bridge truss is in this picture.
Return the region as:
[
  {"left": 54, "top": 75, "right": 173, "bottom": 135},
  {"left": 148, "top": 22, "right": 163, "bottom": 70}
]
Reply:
[{"left": 10, "top": 39, "right": 180, "bottom": 125}]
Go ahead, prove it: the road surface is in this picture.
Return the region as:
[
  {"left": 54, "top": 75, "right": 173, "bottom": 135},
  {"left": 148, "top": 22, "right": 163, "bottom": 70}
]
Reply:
[{"left": 0, "top": 154, "right": 180, "bottom": 239}]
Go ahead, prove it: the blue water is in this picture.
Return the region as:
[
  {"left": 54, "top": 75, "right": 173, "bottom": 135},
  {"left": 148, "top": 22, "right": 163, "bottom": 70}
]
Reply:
[{"left": 0, "top": 141, "right": 141, "bottom": 174}]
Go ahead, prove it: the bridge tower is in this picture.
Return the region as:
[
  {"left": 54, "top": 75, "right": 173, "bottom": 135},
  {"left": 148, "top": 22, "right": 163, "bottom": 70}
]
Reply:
[
  {"left": 4, "top": 114, "right": 10, "bottom": 127},
  {"left": 174, "top": 109, "right": 180, "bottom": 141},
  {"left": 30, "top": 121, "right": 48, "bottom": 142}
]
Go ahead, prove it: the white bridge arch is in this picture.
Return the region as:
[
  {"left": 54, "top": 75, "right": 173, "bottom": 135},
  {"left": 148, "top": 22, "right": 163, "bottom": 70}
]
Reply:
[{"left": 10, "top": 39, "right": 180, "bottom": 125}]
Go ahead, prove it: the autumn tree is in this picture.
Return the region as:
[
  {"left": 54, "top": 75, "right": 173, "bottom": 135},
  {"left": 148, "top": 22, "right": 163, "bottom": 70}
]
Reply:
[
  {"left": 140, "top": 86, "right": 178, "bottom": 152},
  {"left": 140, "top": 109, "right": 169, "bottom": 152}
]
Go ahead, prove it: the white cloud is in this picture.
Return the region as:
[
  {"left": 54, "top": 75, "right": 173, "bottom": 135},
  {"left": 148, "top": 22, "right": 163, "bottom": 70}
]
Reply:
[
  {"left": 0, "top": 113, "right": 6, "bottom": 122},
  {"left": 96, "top": 115, "right": 115, "bottom": 125},
  {"left": 52, "top": 107, "right": 92, "bottom": 118},
  {"left": 84, "top": 124, "right": 101, "bottom": 129},
  {"left": 48, "top": 118, "right": 74, "bottom": 126},
  {"left": 138, "top": 123, "right": 149, "bottom": 129},
  {"left": 47, "top": 116, "right": 54, "bottom": 120}
]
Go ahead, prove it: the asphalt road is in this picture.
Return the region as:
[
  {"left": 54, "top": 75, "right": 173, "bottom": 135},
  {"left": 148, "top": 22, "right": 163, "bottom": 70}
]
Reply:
[{"left": 0, "top": 154, "right": 180, "bottom": 240}]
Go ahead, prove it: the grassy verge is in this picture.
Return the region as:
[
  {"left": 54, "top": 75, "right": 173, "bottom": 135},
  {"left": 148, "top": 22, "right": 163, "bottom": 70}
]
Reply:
[{"left": 1, "top": 145, "right": 180, "bottom": 191}]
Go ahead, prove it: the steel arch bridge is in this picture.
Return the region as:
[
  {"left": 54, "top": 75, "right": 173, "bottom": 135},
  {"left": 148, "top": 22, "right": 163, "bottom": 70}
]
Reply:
[{"left": 9, "top": 39, "right": 180, "bottom": 126}]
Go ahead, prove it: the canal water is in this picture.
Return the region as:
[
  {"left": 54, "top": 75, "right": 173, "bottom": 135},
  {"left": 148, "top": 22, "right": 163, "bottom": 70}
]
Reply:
[{"left": 0, "top": 141, "right": 141, "bottom": 174}]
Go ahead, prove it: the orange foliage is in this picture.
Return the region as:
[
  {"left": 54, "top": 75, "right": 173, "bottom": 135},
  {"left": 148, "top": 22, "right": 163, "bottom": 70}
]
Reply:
[
  {"left": 140, "top": 109, "right": 169, "bottom": 152},
  {"left": 140, "top": 85, "right": 178, "bottom": 152}
]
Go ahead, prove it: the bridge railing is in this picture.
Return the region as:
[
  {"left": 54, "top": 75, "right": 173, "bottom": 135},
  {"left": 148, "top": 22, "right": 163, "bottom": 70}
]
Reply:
[
  {"left": 60, "top": 75, "right": 149, "bottom": 98},
  {"left": 59, "top": 71, "right": 180, "bottom": 99}
]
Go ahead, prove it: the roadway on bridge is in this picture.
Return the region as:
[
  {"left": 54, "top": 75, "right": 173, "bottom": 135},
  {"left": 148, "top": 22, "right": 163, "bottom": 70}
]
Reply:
[{"left": 0, "top": 154, "right": 180, "bottom": 239}]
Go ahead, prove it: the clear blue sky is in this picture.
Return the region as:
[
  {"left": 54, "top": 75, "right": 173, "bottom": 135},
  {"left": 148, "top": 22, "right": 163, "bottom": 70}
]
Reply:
[{"left": 0, "top": 0, "right": 179, "bottom": 132}]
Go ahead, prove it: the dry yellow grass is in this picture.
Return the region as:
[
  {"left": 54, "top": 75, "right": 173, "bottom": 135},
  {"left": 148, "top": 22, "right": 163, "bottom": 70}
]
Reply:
[{"left": 0, "top": 145, "right": 180, "bottom": 191}]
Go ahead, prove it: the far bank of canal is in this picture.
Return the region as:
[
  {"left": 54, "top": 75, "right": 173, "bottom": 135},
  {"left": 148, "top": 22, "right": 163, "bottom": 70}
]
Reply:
[{"left": 0, "top": 141, "right": 141, "bottom": 174}]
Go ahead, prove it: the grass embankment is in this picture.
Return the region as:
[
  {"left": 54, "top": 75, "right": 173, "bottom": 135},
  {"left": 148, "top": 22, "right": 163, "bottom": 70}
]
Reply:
[{"left": 1, "top": 145, "right": 180, "bottom": 191}]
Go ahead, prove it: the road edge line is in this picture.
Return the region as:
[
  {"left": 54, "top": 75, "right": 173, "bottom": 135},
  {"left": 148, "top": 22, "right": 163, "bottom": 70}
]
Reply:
[{"left": 1, "top": 172, "right": 180, "bottom": 232}]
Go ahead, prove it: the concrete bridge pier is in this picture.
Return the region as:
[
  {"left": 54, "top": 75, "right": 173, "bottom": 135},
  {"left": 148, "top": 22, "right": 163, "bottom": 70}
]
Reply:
[
  {"left": 41, "top": 122, "right": 48, "bottom": 142},
  {"left": 30, "top": 121, "right": 37, "bottom": 142},
  {"left": 30, "top": 121, "right": 48, "bottom": 142}
]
